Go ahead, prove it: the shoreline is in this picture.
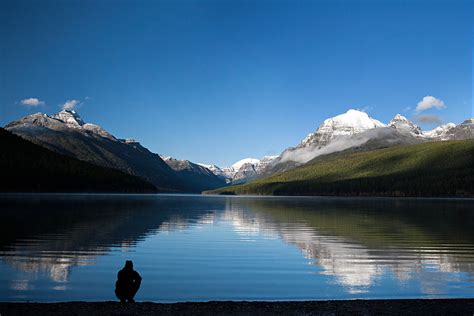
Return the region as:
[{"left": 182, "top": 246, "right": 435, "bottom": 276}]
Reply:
[
  {"left": 2, "top": 192, "right": 474, "bottom": 201},
  {"left": 1, "top": 299, "right": 473, "bottom": 315}
]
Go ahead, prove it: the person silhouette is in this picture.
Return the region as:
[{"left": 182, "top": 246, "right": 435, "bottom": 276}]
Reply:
[{"left": 115, "top": 260, "right": 142, "bottom": 303}]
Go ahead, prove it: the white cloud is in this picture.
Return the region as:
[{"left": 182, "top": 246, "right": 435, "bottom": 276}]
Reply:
[
  {"left": 61, "top": 99, "right": 81, "bottom": 110},
  {"left": 415, "top": 96, "right": 446, "bottom": 113},
  {"left": 20, "top": 98, "right": 45, "bottom": 106}
]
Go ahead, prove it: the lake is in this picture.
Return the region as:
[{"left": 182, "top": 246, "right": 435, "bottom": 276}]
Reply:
[{"left": 0, "top": 194, "right": 473, "bottom": 302}]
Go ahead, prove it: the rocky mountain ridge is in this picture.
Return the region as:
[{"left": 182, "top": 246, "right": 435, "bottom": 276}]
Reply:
[
  {"left": 160, "top": 155, "right": 226, "bottom": 190},
  {"left": 203, "top": 109, "right": 474, "bottom": 183},
  {"left": 5, "top": 108, "right": 473, "bottom": 188},
  {"left": 5, "top": 110, "right": 224, "bottom": 192},
  {"left": 199, "top": 156, "right": 278, "bottom": 184}
]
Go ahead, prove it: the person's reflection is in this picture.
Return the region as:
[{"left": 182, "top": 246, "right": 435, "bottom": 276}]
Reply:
[{"left": 115, "top": 260, "right": 142, "bottom": 303}]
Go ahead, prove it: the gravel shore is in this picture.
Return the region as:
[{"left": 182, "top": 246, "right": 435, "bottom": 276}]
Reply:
[{"left": 1, "top": 299, "right": 473, "bottom": 315}]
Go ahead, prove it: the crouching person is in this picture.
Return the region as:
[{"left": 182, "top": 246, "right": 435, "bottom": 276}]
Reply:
[{"left": 115, "top": 260, "right": 142, "bottom": 303}]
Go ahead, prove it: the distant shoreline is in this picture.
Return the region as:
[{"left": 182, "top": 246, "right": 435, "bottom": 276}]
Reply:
[
  {"left": 202, "top": 192, "right": 474, "bottom": 200},
  {"left": 2, "top": 192, "right": 474, "bottom": 201},
  {"left": 1, "top": 299, "right": 473, "bottom": 315}
]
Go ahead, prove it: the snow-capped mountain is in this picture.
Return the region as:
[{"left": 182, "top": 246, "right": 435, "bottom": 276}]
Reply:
[
  {"left": 423, "top": 123, "right": 457, "bottom": 140},
  {"left": 5, "top": 108, "right": 473, "bottom": 189},
  {"left": 6, "top": 110, "right": 117, "bottom": 141},
  {"left": 388, "top": 114, "right": 423, "bottom": 136},
  {"left": 228, "top": 158, "right": 263, "bottom": 184},
  {"left": 299, "top": 109, "right": 386, "bottom": 148},
  {"left": 221, "top": 111, "right": 474, "bottom": 184},
  {"left": 196, "top": 164, "right": 231, "bottom": 182},
  {"left": 232, "top": 162, "right": 258, "bottom": 184},
  {"left": 53, "top": 110, "right": 85, "bottom": 127},
  {"left": 423, "top": 119, "right": 474, "bottom": 141},
  {"left": 232, "top": 158, "right": 261, "bottom": 170},
  {"left": 205, "top": 109, "right": 461, "bottom": 184},
  {"left": 259, "top": 109, "right": 474, "bottom": 177},
  {"left": 273, "top": 110, "right": 392, "bottom": 167},
  {"left": 200, "top": 156, "right": 278, "bottom": 184},
  {"left": 4, "top": 110, "right": 223, "bottom": 192}
]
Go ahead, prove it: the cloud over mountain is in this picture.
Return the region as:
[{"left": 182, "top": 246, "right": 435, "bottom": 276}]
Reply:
[
  {"left": 415, "top": 96, "right": 446, "bottom": 113},
  {"left": 61, "top": 99, "right": 81, "bottom": 110},
  {"left": 20, "top": 98, "right": 44, "bottom": 107}
]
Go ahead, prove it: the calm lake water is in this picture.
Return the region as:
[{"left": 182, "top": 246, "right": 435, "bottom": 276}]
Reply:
[{"left": 0, "top": 194, "right": 473, "bottom": 302}]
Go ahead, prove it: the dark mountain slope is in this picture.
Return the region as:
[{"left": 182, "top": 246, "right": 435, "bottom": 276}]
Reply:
[
  {"left": 5, "top": 112, "right": 181, "bottom": 191},
  {"left": 162, "top": 156, "right": 227, "bottom": 191},
  {"left": 0, "top": 128, "right": 157, "bottom": 193},
  {"left": 5, "top": 111, "right": 220, "bottom": 192}
]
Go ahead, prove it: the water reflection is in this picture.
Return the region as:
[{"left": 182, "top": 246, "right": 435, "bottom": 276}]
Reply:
[
  {"left": 0, "top": 195, "right": 220, "bottom": 285},
  {"left": 0, "top": 194, "right": 473, "bottom": 301},
  {"left": 224, "top": 198, "right": 474, "bottom": 293}
]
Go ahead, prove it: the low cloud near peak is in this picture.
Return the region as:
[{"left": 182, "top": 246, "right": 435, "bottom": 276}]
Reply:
[{"left": 20, "top": 97, "right": 45, "bottom": 107}]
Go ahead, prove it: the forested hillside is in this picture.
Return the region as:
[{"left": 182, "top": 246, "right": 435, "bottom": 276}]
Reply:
[
  {"left": 207, "top": 140, "right": 474, "bottom": 197},
  {"left": 0, "top": 128, "right": 157, "bottom": 193}
]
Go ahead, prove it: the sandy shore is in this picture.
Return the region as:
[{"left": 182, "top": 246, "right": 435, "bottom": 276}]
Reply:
[{"left": 1, "top": 299, "right": 473, "bottom": 315}]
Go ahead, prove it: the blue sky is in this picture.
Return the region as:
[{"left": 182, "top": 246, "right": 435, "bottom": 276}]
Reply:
[{"left": 1, "top": 0, "right": 472, "bottom": 166}]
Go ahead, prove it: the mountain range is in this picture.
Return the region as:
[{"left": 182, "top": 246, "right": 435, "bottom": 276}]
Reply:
[
  {"left": 3, "top": 108, "right": 473, "bottom": 194},
  {"left": 198, "top": 156, "right": 277, "bottom": 184},
  {"left": 5, "top": 110, "right": 225, "bottom": 193},
  {"left": 159, "top": 155, "right": 226, "bottom": 190},
  {"left": 207, "top": 139, "right": 474, "bottom": 197},
  {"left": 203, "top": 109, "right": 474, "bottom": 183}
]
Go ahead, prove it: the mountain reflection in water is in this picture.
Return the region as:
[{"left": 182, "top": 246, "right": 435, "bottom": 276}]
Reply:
[{"left": 0, "top": 194, "right": 473, "bottom": 301}]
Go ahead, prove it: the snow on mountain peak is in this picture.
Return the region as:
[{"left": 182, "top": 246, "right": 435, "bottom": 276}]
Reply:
[
  {"left": 231, "top": 158, "right": 260, "bottom": 170},
  {"left": 331, "top": 109, "right": 386, "bottom": 129},
  {"left": 200, "top": 155, "right": 278, "bottom": 184},
  {"left": 300, "top": 109, "right": 385, "bottom": 147},
  {"left": 391, "top": 114, "right": 408, "bottom": 122},
  {"left": 319, "top": 109, "right": 386, "bottom": 134},
  {"left": 388, "top": 114, "right": 422, "bottom": 136},
  {"left": 423, "top": 123, "right": 456, "bottom": 139},
  {"left": 159, "top": 155, "right": 172, "bottom": 161},
  {"left": 53, "top": 110, "right": 85, "bottom": 127}
]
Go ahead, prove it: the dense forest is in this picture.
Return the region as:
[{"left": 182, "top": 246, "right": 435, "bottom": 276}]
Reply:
[
  {"left": 0, "top": 128, "right": 157, "bottom": 193},
  {"left": 207, "top": 139, "right": 474, "bottom": 197}
]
